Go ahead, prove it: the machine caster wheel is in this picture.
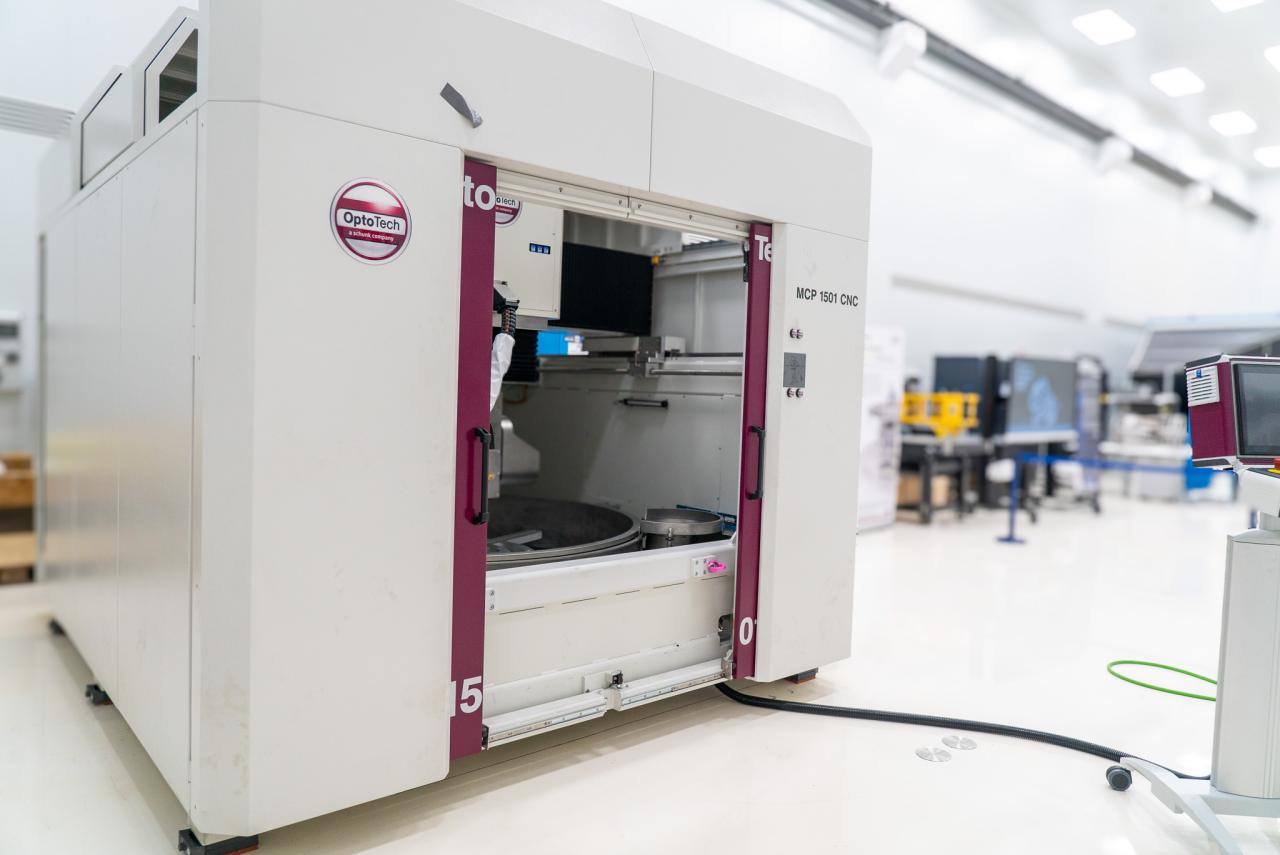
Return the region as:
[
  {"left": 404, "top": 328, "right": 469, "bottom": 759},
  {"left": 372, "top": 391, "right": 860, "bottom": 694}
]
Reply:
[
  {"left": 48, "top": 619, "right": 65, "bottom": 637},
  {"left": 178, "top": 828, "right": 260, "bottom": 855},
  {"left": 85, "top": 683, "right": 112, "bottom": 706},
  {"left": 1106, "top": 765, "right": 1132, "bottom": 791}
]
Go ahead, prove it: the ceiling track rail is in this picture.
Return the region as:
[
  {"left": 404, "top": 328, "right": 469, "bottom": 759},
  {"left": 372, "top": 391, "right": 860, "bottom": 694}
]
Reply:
[{"left": 823, "top": 0, "right": 1260, "bottom": 224}]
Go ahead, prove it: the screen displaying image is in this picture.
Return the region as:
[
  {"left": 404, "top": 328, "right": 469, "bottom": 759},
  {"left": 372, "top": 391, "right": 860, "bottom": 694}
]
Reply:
[
  {"left": 934, "top": 356, "right": 985, "bottom": 394},
  {"left": 1235, "top": 363, "right": 1280, "bottom": 457},
  {"left": 1005, "top": 357, "right": 1078, "bottom": 435}
]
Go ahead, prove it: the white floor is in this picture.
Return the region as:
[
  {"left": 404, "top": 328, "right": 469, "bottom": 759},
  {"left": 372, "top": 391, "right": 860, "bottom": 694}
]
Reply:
[{"left": 1, "top": 496, "right": 1273, "bottom": 855}]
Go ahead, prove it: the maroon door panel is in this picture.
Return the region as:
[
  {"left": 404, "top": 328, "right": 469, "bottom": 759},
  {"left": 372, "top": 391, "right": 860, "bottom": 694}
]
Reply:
[
  {"left": 733, "top": 224, "right": 772, "bottom": 679},
  {"left": 451, "top": 158, "right": 496, "bottom": 758}
]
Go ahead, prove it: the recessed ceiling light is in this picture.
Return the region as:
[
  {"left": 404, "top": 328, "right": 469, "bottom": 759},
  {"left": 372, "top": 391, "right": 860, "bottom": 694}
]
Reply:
[
  {"left": 1209, "top": 111, "right": 1258, "bottom": 136},
  {"left": 1150, "top": 67, "right": 1206, "bottom": 98},
  {"left": 1254, "top": 146, "right": 1280, "bottom": 167},
  {"left": 1209, "top": 0, "right": 1264, "bottom": 11},
  {"left": 1265, "top": 44, "right": 1280, "bottom": 71},
  {"left": 1071, "top": 9, "right": 1136, "bottom": 45}
]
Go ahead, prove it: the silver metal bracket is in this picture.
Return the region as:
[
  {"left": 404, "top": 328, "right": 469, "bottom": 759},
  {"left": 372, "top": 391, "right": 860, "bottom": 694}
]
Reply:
[
  {"left": 440, "top": 83, "right": 483, "bottom": 128},
  {"left": 1120, "top": 757, "right": 1280, "bottom": 855}
]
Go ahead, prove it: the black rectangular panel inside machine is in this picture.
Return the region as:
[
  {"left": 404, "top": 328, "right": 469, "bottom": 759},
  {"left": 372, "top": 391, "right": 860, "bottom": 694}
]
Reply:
[{"left": 553, "top": 243, "right": 653, "bottom": 336}]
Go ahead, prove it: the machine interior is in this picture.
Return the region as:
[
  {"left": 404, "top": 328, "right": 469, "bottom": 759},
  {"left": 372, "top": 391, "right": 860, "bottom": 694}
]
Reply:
[
  {"left": 486, "top": 205, "right": 749, "bottom": 570},
  {"left": 477, "top": 199, "right": 754, "bottom": 736}
]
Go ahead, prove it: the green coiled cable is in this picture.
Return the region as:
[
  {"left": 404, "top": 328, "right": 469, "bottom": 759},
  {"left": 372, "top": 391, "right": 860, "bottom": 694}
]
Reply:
[{"left": 1107, "top": 659, "right": 1217, "bottom": 702}]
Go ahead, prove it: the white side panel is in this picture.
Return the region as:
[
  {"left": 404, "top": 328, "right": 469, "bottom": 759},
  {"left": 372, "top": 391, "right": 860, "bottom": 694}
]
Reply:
[
  {"left": 80, "top": 72, "right": 134, "bottom": 186},
  {"left": 485, "top": 548, "right": 734, "bottom": 715},
  {"left": 41, "top": 213, "right": 78, "bottom": 609},
  {"left": 193, "top": 102, "right": 462, "bottom": 835},
  {"left": 190, "top": 103, "right": 257, "bottom": 835},
  {"left": 753, "top": 225, "right": 867, "bottom": 681},
  {"left": 652, "top": 261, "right": 748, "bottom": 355},
  {"left": 640, "top": 19, "right": 872, "bottom": 239},
  {"left": 203, "top": 0, "right": 652, "bottom": 193},
  {"left": 115, "top": 115, "right": 197, "bottom": 809},
  {"left": 70, "top": 177, "right": 123, "bottom": 688},
  {"left": 494, "top": 201, "right": 562, "bottom": 319},
  {"left": 633, "top": 16, "right": 868, "bottom": 147}
]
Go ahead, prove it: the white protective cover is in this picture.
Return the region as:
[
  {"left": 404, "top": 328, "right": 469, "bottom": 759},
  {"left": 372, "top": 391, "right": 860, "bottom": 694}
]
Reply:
[{"left": 197, "top": 0, "right": 870, "bottom": 238}]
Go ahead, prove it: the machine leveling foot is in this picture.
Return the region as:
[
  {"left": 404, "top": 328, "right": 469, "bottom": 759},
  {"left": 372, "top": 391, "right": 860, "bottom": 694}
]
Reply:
[
  {"left": 786, "top": 668, "right": 819, "bottom": 684},
  {"left": 178, "top": 829, "right": 260, "bottom": 855},
  {"left": 48, "top": 619, "right": 65, "bottom": 637},
  {"left": 84, "top": 683, "right": 112, "bottom": 706}
]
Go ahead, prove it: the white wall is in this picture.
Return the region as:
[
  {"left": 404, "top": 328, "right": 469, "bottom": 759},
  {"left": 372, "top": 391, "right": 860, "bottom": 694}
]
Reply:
[
  {"left": 611, "top": 0, "right": 1280, "bottom": 385},
  {"left": 0, "top": 130, "right": 52, "bottom": 451}
]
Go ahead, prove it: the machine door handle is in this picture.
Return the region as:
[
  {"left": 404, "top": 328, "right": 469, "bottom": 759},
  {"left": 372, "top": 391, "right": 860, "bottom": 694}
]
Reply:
[
  {"left": 747, "top": 425, "right": 766, "bottom": 501},
  {"left": 472, "top": 426, "right": 493, "bottom": 525}
]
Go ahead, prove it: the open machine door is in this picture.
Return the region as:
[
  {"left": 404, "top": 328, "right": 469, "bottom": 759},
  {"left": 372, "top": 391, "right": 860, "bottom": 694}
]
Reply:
[
  {"left": 749, "top": 224, "right": 866, "bottom": 682},
  {"left": 732, "top": 223, "right": 772, "bottom": 678},
  {"left": 451, "top": 158, "right": 496, "bottom": 759}
]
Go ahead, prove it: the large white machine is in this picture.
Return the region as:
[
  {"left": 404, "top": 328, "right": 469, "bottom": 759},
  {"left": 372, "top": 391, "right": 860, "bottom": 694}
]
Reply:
[{"left": 36, "top": 3, "right": 871, "bottom": 851}]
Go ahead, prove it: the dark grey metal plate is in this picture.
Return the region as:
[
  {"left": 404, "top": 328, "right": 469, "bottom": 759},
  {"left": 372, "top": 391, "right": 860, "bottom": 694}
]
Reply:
[{"left": 783, "top": 352, "right": 807, "bottom": 388}]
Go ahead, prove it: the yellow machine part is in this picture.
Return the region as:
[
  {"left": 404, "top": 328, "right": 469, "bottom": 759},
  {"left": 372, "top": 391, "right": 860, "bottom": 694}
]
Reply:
[{"left": 901, "top": 392, "right": 979, "bottom": 438}]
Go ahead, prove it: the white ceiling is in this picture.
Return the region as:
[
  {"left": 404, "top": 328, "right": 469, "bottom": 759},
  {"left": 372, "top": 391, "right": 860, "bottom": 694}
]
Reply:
[{"left": 894, "top": 0, "right": 1280, "bottom": 193}]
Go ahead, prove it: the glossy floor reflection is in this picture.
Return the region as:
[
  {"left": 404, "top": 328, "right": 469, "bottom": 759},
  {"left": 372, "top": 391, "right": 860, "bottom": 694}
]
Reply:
[{"left": 2, "top": 497, "right": 1269, "bottom": 854}]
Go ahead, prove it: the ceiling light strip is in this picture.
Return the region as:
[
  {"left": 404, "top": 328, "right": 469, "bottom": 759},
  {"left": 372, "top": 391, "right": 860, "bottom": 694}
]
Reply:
[
  {"left": 0, "top": 95, "right": 73, "bottom": 138},
  {"left": 820, "top": 0, "right": 1259, "bottom": 224}
]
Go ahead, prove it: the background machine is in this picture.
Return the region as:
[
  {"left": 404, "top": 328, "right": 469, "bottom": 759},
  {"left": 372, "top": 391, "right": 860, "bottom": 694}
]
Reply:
[
  {"left": 35, "top": 2, "right": 871, "bottom": 850},
  {"left": 1116, "top": 354, "right": 1280, "bottom": 855}
]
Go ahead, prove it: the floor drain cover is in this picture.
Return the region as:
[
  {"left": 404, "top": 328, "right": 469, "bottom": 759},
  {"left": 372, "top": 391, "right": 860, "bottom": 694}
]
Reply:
[
  {"left": 943, "top": 735, "right": 977, "bottom": 750},
  {"left": 916, "top": 747, "right": 952, "bottom": 763}
]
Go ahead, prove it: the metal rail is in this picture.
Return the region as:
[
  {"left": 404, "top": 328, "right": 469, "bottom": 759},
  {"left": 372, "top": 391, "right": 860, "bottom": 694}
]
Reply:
[{"left": 823, "top": 0, "right": 1259, "bottom": 224}]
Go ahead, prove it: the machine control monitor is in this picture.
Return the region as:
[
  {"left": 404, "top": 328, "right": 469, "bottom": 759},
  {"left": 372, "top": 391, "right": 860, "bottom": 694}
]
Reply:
[
  {"left": 1187, "top": 355, "right": 1280, "bottom": 468},
  {"left": 1236, "top": 363, "right": 1280, "bottom": 458}
]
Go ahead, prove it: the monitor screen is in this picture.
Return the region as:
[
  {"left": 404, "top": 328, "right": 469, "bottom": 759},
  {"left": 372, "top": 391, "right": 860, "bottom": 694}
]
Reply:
[
  {"left": 934, "top": 356, "right": 985, "bottom": 394},
  {"left": 1005, "top": 358, "right": 1078, "bottom": 435},
  {"left": 1235, "top": 363, "right": 1280, "bottom": 458}
]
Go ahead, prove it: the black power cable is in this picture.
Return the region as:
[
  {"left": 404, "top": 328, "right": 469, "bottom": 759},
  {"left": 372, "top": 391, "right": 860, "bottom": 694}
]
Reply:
[{"left": 717, "top": 683, "right": 1208, "bottom": 783}]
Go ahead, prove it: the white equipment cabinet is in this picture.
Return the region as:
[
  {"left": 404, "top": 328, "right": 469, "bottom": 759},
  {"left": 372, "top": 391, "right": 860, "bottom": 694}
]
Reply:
[
  {"left": 494, "top": 198, "right": 562, "bottom": 320},
  {"left": 37, "top": 1, "right": 872, "bottom": 849}
]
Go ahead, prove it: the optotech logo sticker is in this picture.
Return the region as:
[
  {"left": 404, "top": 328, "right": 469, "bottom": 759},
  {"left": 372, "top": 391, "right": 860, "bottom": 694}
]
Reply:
[
  {"left": 494, "top": 194, "right": 522, "bottom": 227},
  {"left": 330, "top": 179, "right": 411, "bottom": 264}
]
